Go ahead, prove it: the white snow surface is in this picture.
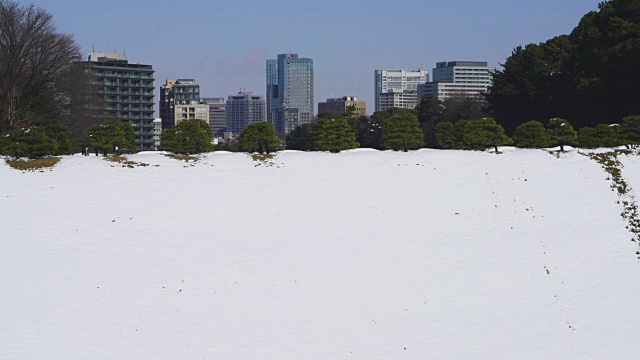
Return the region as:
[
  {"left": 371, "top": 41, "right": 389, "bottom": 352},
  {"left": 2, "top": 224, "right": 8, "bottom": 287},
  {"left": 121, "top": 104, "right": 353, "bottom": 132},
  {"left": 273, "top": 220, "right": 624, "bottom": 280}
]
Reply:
[{"left": 1, "top": 149, "right": 640, "bottom": 359}]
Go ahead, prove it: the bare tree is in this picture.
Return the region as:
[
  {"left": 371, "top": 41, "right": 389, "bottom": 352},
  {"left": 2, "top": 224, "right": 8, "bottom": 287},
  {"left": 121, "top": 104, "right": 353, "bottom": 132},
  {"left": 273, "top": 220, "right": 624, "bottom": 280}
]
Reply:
[{"left": 0, "top": 0, "right": 82, "bottom": 133}]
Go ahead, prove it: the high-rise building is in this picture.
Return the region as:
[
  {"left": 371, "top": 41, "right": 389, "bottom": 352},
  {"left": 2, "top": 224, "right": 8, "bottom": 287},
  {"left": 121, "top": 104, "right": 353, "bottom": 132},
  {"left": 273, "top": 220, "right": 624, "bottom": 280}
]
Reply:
[
  {"left": 82, "top": 52, "right": 155, "bottom": 150},
  {"left": 201, "top": 97, "right": 226, "bottom": 137},
  {"left": 374, "top": 68, "right": 429, "bottom": 112},
  {"left": 160, "top": 79, "right": 209, "bottom": 129},
  {"left": 266, "top": 54, "right": 314, "bottom": 134},
  {"left": 417, "top": 61, "right": 495, "bottom": 101},
  {"left": 377, "top": 91, "right": 418, "bottom": 112},
  {"left": 225, "top": 92, "right": 266, "bottom": 135},
  {"left": 318, "top": 96, "right": 366, "bottom": 117}
]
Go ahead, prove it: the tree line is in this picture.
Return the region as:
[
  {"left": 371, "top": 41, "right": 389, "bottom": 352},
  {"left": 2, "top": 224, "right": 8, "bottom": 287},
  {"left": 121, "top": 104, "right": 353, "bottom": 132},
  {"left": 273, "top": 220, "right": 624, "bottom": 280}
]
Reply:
[
  {"left": 485, "top": 0, "right": 640, "bottom": 134},
  {"left": 2, "top": 0, "right": 640, "bottom": 158}
]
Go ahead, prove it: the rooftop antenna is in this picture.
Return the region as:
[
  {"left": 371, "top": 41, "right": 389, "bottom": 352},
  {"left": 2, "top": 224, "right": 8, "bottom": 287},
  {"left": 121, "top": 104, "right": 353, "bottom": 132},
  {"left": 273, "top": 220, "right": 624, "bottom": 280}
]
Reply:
[
  {"left": 351, "top": 86, "right": 354, "bottom": 97},
  {"left": 331, "top": 88, "right": 334, "bottom": 98},
  {"left": 92, "top": 45, "right": 95, "bottom": 52}
]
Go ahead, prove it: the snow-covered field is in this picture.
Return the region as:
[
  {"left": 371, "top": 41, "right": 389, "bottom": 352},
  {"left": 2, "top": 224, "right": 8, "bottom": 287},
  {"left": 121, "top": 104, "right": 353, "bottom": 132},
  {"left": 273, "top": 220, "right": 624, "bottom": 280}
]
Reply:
[{"left": 1, "top": 149, "right": 639, "bottom": 359}]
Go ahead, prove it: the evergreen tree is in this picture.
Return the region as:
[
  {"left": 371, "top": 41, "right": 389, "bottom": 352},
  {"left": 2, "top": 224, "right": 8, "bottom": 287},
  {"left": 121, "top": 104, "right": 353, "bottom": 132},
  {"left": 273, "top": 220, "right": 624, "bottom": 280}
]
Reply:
[
  {"left": 311, "top": 117, "right": 359, "bottom": 153},
  {"left": 286, "top": 123, "right": 314, "bottom": 151},
  {"left": 547, "top": 118, "right": 577, "bottom": 151},
  {"left": 86, "top": 121, "right": 137, "bottom": 156},
  {"left": 513, "top": 120, "right": 550, "bottom": 148},
  {"left": 416, "top": 95, "right": 445, "bottom": 148},
  {"left": 621, "top": 115, "right": 640, "bottom": 148},
  {"left": 239, "top": 122, "right": 282, "bottom": 154},
  {"left": 461, "top": 118, "right": 513, "bottom": 152},
  {"left": 596, "top": 124, "right": 624, "bottom": 148},
  {"left": 4, "top": 126, "right": 56, "bottom": 158},
  {"left": 382, "top": 112, "right": 424, "bottom": 151},
  {"left": 578, "top": 126, "right": 601, "bottom": 149},
  {"left": 43, "top": 123, "right": 74, "bottom": 155},
  {"left": 357, "top": 114, "right": 384, "bottom": 149},
  {"left": 435, "top": 122, "right": 457, "bottom": 149},
  {"left": 159, "top": 119, "right": 213, "bottom": 155}
]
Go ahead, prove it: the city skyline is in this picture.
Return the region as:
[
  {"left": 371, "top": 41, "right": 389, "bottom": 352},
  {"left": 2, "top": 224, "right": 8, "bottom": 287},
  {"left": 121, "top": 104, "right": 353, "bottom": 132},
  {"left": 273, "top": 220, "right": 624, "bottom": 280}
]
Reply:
[{"left": 31, "top": 0, "right": 602, "bottom": 115}]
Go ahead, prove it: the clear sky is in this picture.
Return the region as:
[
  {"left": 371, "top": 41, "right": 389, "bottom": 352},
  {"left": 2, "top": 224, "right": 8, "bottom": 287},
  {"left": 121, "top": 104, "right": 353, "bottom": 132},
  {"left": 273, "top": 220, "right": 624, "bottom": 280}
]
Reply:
[{"left": 31, "top": 0, "right": 602, "bottom": 115}]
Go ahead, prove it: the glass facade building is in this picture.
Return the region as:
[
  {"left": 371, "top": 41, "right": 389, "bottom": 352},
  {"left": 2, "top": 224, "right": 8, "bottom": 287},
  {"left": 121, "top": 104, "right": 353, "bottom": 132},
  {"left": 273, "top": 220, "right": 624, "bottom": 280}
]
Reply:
[{"left": 266, "top": 54, "right": 314, "bottom": 134}]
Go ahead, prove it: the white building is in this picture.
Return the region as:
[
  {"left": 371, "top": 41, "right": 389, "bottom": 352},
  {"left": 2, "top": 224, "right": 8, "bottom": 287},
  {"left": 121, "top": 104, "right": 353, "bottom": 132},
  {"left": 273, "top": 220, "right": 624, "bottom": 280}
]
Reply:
[
  {"left": 152, "top": 118, "right": 162, "bottom": 150},
  {"left": 374, "top": 68, "right": 429, "bottom": 112},
  {"left": 377, "top": 91, "right": 418, "bottom": 112},
  {"left": 418, "top": 61, "right": 495, "bottom": 101}
]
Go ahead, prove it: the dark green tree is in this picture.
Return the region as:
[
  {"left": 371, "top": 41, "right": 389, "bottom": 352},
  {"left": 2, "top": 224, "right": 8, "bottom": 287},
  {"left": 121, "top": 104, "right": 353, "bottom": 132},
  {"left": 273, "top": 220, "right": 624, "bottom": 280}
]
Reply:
[
  {"left": 547, "top": 118, "right": 577, "bottom": 151},
  {"left": 435, "top": 122, "right": 457, "bottom": 149},
  {"left": 362, "top": 108, "right": 409, "bottom": 149},
  {"left": 577, "top": 127, "right": 601, "bottom": 149},
  {"left": 86, "top": 121, "right": 136, "bottom": 156},
  {"left": 239, "top": 122, "right": 281, "bottom": 154},
  {"left": 441, "top": 96, "right": 489, "bottom": 124},
  {"left": 4, "top": 126, "right": 56, "bottom": 158},
  {"left": 286, "top": 123, "right": 314, "bottom": 151},
  {"left": 486, "top": 36, "right": 574, "bottom": 134},
  {"left": 568, "top": 1, "right": 640, "bottom": 126},
  {"left": 461, "top": 118, "right": 513, "bottom": 152},
  {"left": 159, "top": 119, "right": 213, "bottom": 155},
  {"left": 382, "top": 112, "right": 424, "bottom": 151},
  {"left": 488, "top": 1, "right": 640, "bottom": 131},
  {"left": 43, "top": 123, "right": 74, "bottom": 155},
  {"left": 311, "top": 117, "right": 359, "bottom": 153},
  {"left": 621, "top": 115, "right": 640, "bottom": 148},
  {"left": 596, "top": 123, "right": 624, "bottom": 148},
  {"left": 416, "top": 95, "right": 445, "bottom": 147},
  {"left": 356, "top": 115, "right": 383, "bottom": 149},
  {"left": 513, "top": 120, "right": 550, "bottom": 148}
]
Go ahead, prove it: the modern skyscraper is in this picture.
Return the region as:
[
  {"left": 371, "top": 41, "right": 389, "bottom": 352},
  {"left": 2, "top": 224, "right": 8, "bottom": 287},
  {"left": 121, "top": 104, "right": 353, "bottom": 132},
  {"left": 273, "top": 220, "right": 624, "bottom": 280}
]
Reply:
[
  {"left": 318, "top": 96, "right": 366, "bottom": 117},
  {"left": 417, "top": 61, "right": 495, "bottom": 101},
  {"left": 266, "top": 54, "right": 314, "bottom": 134},
  {"left": 82, "top": 52, "right": 155, "bottom": 150},
  {"left": 159, "top": 79, "right": 208, "bottom": 129},
  {"left": 201, "top": 97, "right": 226, "bottom": 137},
  {"left": 374, "top": 68, "right": 429, "bottom": 112},
  {"left": 225, "top": 92, "right": 266, "bottom": 135}
]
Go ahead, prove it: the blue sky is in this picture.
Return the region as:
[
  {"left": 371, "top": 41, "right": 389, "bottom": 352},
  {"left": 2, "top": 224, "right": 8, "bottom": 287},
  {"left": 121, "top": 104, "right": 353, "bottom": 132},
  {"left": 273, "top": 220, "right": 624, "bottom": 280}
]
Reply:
[{"left": 31, "top": 0, "right": 602, "bottom": 114}]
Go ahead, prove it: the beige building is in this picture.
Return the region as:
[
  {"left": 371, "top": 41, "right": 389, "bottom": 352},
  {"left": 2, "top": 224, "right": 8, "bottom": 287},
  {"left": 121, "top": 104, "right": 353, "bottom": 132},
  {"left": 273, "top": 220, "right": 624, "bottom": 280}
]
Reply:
[
  {"left": 173, "top": 103, "right": 210, "bottom": 126},
  {"left": 318, "top": 96, "right": 366, "bottom": 117}
]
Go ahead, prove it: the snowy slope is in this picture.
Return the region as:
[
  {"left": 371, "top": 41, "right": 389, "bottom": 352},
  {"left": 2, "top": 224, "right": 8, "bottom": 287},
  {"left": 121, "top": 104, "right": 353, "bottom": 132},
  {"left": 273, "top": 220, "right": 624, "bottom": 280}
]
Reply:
[{"left": 1, "top": 149, "right": 639, "bottom": 359}]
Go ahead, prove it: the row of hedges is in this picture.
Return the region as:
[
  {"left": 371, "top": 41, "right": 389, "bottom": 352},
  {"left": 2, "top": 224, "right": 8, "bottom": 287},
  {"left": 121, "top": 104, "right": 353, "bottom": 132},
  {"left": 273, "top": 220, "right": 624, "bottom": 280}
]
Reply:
[{"left": 0, "top": 121, "right": 138, "bottom": 159}]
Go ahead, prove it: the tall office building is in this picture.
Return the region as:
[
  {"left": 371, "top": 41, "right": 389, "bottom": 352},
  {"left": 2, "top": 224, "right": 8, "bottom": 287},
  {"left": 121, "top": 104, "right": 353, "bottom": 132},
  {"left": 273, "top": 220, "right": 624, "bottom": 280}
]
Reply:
[
  {"left": 160, "top": 79, "right": 209, "bottom": 129},
  {"left": 201, "top": 97, "right": 226, "bottom": 137},
  {"left": 266, "top": 53, "right": 314, "bottom": 134},
  {"left": 225, "top": 92, "right": 266, "bottom": 135},
  {"left": 82, "top": 52, "right": 155, "bottom": 150},
  {"left": 374, "top": 68, "right": 429, "bottom": 112},
  {"left": 417, "top": 61, "right": 495, "bottom": 101}
]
